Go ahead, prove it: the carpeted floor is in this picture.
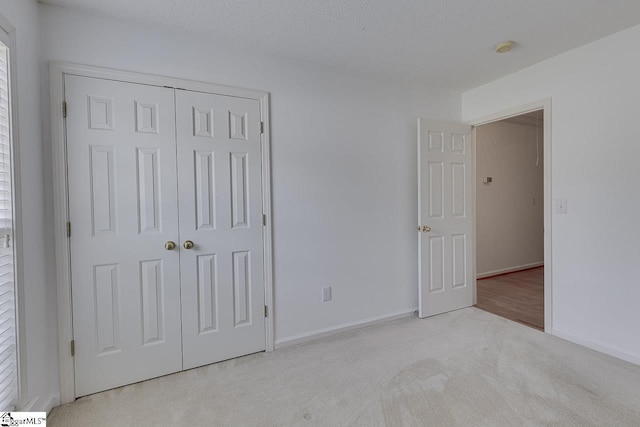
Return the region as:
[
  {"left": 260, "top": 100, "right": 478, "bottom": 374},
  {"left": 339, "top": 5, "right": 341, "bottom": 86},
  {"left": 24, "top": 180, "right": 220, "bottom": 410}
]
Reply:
[{"left": 49, "top": 308, "right": 640, "bottom": 426}]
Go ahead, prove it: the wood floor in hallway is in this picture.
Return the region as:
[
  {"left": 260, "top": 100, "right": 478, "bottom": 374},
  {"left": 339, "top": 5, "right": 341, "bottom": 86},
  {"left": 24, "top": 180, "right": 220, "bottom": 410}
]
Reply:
[{"left": 476, "top": 266, "right": 544, "bottom": 331}]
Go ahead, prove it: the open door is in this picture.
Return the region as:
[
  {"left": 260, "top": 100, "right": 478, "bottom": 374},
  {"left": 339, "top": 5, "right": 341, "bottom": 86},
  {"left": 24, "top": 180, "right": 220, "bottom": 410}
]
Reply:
[{"left": 418, "top": 119, "right": 474, "bottom": 318}]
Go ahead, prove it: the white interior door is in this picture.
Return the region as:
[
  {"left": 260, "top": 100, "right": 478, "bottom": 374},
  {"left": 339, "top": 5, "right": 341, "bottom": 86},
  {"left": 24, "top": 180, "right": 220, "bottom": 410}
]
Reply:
[
  {"left": 176, "top": 90, "right": 265, "bottom": 370},
  {"left": 66, "top": 75, "right": 182, "bottom": 396},
  {"left": 418, "top": 119, "right": 474, "bottom": 318}
]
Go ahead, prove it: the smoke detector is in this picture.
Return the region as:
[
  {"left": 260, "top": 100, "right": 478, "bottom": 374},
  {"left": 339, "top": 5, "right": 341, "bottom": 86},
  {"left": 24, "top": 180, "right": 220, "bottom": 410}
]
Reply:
[{"left": 495, "top": 41, "right": 515, "bottom": 53}]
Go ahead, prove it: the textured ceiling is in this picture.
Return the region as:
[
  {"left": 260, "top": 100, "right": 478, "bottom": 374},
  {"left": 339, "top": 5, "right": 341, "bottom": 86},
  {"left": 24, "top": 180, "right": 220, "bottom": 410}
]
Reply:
[{"left": 39, "top": 0, "right": 640, "bottom": 90}]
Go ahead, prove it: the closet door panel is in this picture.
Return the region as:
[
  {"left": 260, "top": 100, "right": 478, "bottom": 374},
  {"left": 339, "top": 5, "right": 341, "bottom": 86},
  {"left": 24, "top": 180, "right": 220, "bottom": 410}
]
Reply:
[
  {"left": 176, "top": 91, "right": 265, "bottom": 369},
  {"left": 66, "top": 75, "right": 182, "bottom": 396}
]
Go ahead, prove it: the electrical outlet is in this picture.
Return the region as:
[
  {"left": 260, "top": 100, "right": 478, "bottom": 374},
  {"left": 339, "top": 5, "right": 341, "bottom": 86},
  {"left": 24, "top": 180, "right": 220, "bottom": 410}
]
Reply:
[{"left": 322, "top": 286, "right": 332, "bottom": 302}]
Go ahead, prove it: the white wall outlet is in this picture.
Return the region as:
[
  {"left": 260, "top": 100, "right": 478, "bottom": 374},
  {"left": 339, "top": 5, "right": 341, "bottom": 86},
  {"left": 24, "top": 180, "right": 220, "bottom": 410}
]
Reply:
[
  {"left": 322, "top": 286, "right": 332, "bottom": 302},
  {"left": 556, "top": 198, "right": 567, "bottom": 214}
]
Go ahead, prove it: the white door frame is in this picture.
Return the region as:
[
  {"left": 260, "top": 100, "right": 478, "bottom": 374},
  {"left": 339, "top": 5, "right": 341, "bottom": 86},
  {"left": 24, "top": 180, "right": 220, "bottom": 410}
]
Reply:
[
  {"left": 466, "top": 98, "right": 552, "bottom": 334},
  {"left": 49, "top": 62, "right": 275, "bottom": 404}
]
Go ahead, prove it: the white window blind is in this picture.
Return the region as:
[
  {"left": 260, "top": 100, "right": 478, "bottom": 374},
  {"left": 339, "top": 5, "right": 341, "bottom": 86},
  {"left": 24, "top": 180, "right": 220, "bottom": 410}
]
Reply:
[{"left": 0, "top": 42, "right": 17, "bottom": 412}]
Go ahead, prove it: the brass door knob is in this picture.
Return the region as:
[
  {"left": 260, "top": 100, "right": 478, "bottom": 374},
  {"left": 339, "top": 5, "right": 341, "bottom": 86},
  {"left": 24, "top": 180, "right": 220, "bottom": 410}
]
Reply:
[
  {"left": 183, "top": 240, "right": 195, "bottom": 250},
  {"left": 421, "top": 225, "right": 432, "bottom": 233},
  {"left": 165, "top": 241, "right": 176, "bottom": 250}
]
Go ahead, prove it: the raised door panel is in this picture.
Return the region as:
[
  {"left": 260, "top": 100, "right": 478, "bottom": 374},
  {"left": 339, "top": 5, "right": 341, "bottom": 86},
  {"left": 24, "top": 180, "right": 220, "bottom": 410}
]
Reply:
[
  {"left": 229, "top": 112, "right": 248, "bottom": 140},
  {"left": 451, "top": 234, "right": 467, "bottom": 289},
  {"left": 451, "top": 133, "right": 466, "bottom": 154},
  {"left": 232, "top": 251, "right": 251, "bottom": 326},
  {"left": 89, "top": 146, "right": 117, "bottom": 237},
  {"left": 230, "top": 153, "right": 249, "bottom": 228},
  {"left": 428, "top": 237, "right": 444, "bottom": 293},
  {"left": 66, "top": 75, "right": 182, "bottom": 397},
  {"left": 135, "top": 101, "right": 159, "bottom": 134},
  {"left": 193, "top": 107, "right": 214, "bottom": 138},
  {"left": 88, "top": 96, "right": 114, "bottom": 131},
  {"left": 136, "top": 148, "right": 161, "bottom": 233},
  {"left": 176, "top": 90, "right": 265, "bottom": 370},
  {"left": 451, "top": 163, "right": 466, "bottom": 218},
  {"left": 94, "top": 263, "right": 120, "bottom": 355},
  {"left": 197, "top": 254, "right": 218, "bottom": 333},
  {"left": 428, "top": 162, "right": 444, "bottom": 219},
  {"left": 194, "top": 151, "right": 216, "bottom": 230},
  {"left": 428, "top": 131, "right": 444, "bottom": 153},
  {"left": 140, "top": 259, "right": 165, "bottom": 345}
]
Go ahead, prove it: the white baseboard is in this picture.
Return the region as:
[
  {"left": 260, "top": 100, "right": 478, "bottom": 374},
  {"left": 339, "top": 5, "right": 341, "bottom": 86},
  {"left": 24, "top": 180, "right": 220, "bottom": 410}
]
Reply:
[
  {"left": 551, "top": 328, "right": 640, "bottom": 366},
  {"left": 274, "top": 309, "right": 417, "bottom": 349},
  {"left": 476, "top": 262, "right": 544, "bottom": 279},
  {"left": 19, "top": 397, "right": 38, "bottom": 412},
  {"left": 42, "top": 393, "right": 60, "bottom": 414},
  {"left": 20, "top": 393, "right": 60, "bottom": 414}
]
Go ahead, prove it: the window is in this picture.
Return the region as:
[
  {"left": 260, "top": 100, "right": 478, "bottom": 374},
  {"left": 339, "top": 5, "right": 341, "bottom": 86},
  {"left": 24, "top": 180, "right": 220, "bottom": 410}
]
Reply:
[{"left": 0, "top": 39, "right": 17, "bottom": 411}]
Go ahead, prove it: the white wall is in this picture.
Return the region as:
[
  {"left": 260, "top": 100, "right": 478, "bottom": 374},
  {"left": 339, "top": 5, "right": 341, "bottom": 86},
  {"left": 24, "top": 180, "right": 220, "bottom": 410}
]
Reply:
[
  {"left": 38, "top": 4, "right": 461, "bottom": 348},
  {"left": 476, "top": 119, "right": 544, "bottom": 277},
  {"left": 0, "top": 0, "right": 59, "bottom": 412},
  {"left": 463, "top": 24, "right": 640, "bottom": 364}
]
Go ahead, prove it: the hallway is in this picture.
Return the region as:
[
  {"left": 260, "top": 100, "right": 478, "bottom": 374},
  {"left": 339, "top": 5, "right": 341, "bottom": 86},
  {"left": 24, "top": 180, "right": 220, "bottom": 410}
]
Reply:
[{"left": 476, "top": 267, "right": 544, "bottom": 331}]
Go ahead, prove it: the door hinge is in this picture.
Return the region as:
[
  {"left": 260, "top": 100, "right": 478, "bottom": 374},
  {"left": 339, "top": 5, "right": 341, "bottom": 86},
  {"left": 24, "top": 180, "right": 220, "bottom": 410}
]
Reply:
[
  {"left": 260, "top": 121, "right": 265, "bottom": 134},
  {"left": 66, "top": 222, "right": 71, "bottom": 237},
  {"left": 264, "top": 305, "right": 268, "bottom": 318},
  {"left": 262, "top": 214, "right": 266, "bottom": 226},
  {"left": 70, "top": 340, "right": 75, "bottom": 356},
  {"left": 62, "top": 101, "right": 67, "bottom": 118}
]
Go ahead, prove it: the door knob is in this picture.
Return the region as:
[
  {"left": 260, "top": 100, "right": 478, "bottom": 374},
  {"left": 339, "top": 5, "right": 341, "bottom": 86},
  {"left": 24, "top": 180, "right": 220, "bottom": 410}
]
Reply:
[
  {"left": 183, "top": 240, "right": 195, "bottom": 250},
  {"left": 165, "top": 241, "right": 176, "bottom": 250},
  {"left": 421, "top": 225, "right": 432, "bottom": 233}
]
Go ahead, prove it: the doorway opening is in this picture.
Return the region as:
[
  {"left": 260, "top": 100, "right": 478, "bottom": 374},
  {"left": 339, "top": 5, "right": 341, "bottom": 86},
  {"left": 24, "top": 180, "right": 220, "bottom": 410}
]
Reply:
[{"left": 474, "top": 110, "right": 544, "bottom": 331}]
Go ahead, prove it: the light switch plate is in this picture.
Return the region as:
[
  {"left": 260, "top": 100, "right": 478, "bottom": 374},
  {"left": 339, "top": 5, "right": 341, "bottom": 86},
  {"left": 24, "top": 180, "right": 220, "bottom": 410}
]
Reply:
[
  {"left": 556, "top": 198, "right": 567, "bottom": 214},
  {"left": 322, "top": 286, "right": 332, "bottom": 302}
]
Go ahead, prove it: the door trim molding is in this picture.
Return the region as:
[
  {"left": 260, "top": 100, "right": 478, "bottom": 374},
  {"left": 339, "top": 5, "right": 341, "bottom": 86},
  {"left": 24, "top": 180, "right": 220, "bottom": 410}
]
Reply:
[
  {"left": 49, "top": 61, "right": 275, "bottom": 404},
  {"left": 466, "top": 98, "right": 553, "bottom": 334}
]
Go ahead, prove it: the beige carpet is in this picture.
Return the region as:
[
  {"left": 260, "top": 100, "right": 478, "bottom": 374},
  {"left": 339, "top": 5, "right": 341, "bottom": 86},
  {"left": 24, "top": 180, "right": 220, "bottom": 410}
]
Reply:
[{"left": 49, "top": 308, "right": 640, "bottom": 426}]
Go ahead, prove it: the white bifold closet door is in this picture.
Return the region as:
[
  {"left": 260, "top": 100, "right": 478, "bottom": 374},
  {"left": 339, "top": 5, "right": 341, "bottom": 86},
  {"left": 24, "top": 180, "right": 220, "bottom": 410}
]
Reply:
[
  {"left": 176, "top": 90, "right": 265, "bottom": 370},
  {"left": 66, "top": 75, "right": 266, "bottom": 397},
  {"left": 66, "top": 75, "right": 183, "bottom": 397}
]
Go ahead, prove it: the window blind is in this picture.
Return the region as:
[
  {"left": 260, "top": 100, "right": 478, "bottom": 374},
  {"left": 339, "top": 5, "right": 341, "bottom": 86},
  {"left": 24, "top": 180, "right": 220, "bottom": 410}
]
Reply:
[{"left": 0, "top": 42, "right": 17, "bottom": 412}]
